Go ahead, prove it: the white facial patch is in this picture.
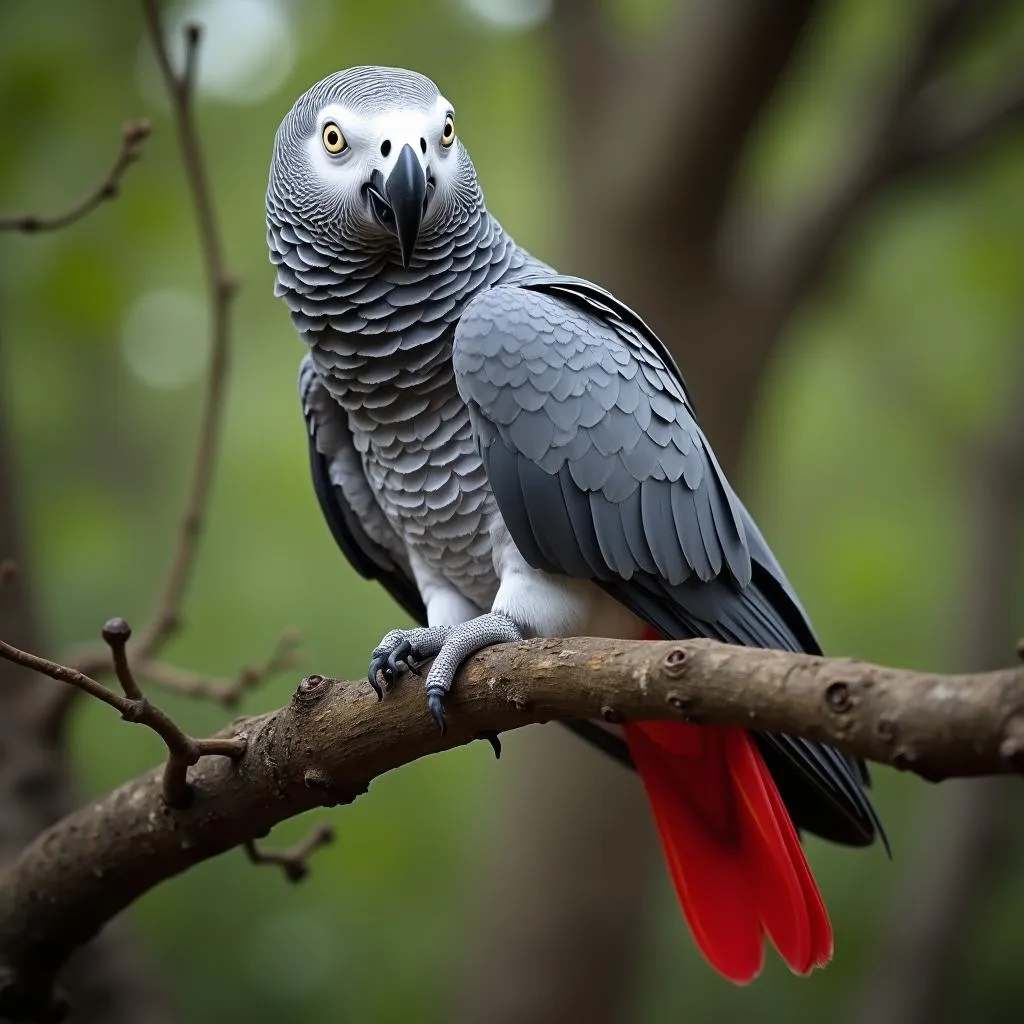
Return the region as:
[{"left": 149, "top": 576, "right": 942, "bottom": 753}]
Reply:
[{"left": 305, "top": 97, "right": 457, "bottom": 195}]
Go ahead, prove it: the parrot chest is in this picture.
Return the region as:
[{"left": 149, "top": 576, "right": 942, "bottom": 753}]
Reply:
[{"left": 312, "top": 332, "right": 501, "bottom": 610}]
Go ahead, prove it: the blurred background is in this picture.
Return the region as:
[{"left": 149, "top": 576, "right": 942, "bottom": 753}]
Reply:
[{"left": 1, "top": 1, "right": 1023, "bottom": 1022}]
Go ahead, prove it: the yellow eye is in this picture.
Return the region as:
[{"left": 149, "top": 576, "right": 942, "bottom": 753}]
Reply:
[
  {"left": 322, "top": 122, "right": 346, "bottom": 154},
  {"left": 440, "top": 113, "right": 455, "bottom": 148}
]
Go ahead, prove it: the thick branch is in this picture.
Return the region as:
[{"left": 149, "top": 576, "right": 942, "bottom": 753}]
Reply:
[
  {"left": 0, "top": 121, "right": 150, "bottom": 233},
  {"left": 553, "top": 0, "right": 820, "bottom": 258},
  {"left": 0, "top": 636, "right": 1022, "bottom": 1017},
  {"left": 746, "top": 0, "right": 1024, "bottom": 311}
]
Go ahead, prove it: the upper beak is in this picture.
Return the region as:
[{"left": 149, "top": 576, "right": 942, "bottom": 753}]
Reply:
[{"left": 384, "top": 143, "right": 426, "bottom": 268}]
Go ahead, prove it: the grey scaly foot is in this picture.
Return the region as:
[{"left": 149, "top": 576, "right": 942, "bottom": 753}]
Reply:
[
  {"left": 368, "top": 626, "right": 450, "bottom": 699},
  {"left": 423, "top": 613, "right": 522, "bottom": 733}
]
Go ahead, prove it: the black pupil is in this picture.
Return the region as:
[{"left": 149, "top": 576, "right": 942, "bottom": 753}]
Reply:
[
  {"left": 444, "top": 122, "right": 452, "bottom": 137},
  {"left": 326, "top": 130, "right": 338, "bottom": 147}
]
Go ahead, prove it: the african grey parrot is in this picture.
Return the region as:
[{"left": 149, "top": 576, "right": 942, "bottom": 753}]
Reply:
[{"left": 267, "top": 66, "right": 885, "bottom": 982}]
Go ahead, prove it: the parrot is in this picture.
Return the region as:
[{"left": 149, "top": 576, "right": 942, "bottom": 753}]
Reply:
[{"left": 267, "top": 66, "right": 886, "bottom": 983}]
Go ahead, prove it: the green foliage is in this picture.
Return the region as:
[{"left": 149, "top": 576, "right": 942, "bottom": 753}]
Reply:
[{"left": 1, "top": 1, "right": 1022, "bottom": 1021}]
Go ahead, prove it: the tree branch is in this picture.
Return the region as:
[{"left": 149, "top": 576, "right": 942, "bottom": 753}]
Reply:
[
  {"left": 0, "top": 121, "right": 150, "bottom": 233},
  {"left": 243, "top": 824, "right": 336, "bottom": 884},
  {"left": 49, "top": 1, "right": 239, "bottom": 708},
  {"left": 134, "top": 2, "right": 236, "bottom": 659},
  {"left": 133, "top": 628, "right": 302, "bottom": 707},
  {"left": 744, "top": 0, "right": 1024, "bottom": 311},
  {"left": 0, "top": 634, "right": 1022, "bottom": 1017},
  {"left": 0, "top": 620, "right": 246, "bottom": 809},
  {"left": 553, "top": 0, "right": 821, "bottom": 260}
]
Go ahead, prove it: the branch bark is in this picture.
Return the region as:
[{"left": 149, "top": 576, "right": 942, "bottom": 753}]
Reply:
[{"left": 0, "top": 635, "right": 1022, "bottom": 1018}]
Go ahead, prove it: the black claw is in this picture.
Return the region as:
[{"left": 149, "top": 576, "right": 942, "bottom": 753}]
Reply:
[
  {"left": 427, "top": 691, "right": 446, "bottom": 734},
  {"left": 367, "top": 659, "right": 386, "bottom": 700},
  {"left": 386, "top": 638, "right": 413, "bottom": 680},
  {"left": 480, "top": 732, "right": 501, "bottom": 759}
]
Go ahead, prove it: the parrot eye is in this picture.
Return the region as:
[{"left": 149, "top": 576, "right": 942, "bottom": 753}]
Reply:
[
  {"left": 440, "top": 114, "right": 455, "bottom": 149},
  {"left": 321, "top": 122, "right": 347, "bottom": 155}
]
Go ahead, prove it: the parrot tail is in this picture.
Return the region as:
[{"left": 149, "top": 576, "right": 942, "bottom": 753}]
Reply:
[{"left": 622, "top": 717, "right": 833, "bottom": 983}]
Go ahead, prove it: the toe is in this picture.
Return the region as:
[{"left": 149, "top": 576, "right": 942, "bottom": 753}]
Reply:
[{"left": 386, "top": 638, "right": 413, "bottom": 679}]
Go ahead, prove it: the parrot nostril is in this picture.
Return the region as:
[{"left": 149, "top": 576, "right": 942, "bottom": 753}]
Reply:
[
  {"left": 420, "top": 137, "right": 427, "bottom": 155},
  {"left": 380, "top": 139, "right": 392, "bottom": 157}
]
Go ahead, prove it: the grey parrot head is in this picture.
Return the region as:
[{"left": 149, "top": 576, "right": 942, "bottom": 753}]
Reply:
[{"left": 267, "top": 66, "right": 482, "bottom": 267}]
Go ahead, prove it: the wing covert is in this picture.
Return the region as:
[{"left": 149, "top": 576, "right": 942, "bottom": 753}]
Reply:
[{"left": 454, "top": 278, "right": 752, "bottom": 591}]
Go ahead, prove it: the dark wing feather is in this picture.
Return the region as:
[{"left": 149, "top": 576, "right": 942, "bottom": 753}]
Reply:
[{"left": 454, "top": 276, "right": 885, "bottom": 850}]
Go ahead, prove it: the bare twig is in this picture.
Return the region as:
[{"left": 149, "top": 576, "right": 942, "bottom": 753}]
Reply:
[
  {"left": 135, "top": 629, "right": 302, "bottom": 707},
  {"left": 133, "top": 2, "right": 237, "bottom": 658},
  {"left": 0, "top": 120, "right": 150, "bottom": 233},
  {"left": 243, "top": 824, "right": 335, "bottom": 883},
  {"left": 0, "top": 619, "right": 246, "bottom": 808},
  {"left": 1, "top": 635, "right": 1023, "bottom": 1018},
  {"left": 48, "top": 2, "right": 239, "bottom": 705}
]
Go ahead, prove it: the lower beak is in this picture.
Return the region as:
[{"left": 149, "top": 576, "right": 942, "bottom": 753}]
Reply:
[{"left": 384, "top": 144, "right": 426, "bottom": 268}]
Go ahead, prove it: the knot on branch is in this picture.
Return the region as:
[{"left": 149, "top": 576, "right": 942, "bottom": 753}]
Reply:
[
  {"left": 292, "top": 674, "right": 333, "bottom": 709},
  {"left": 660, "top": 647, "right": 689, "bottom": 679},
  {"left": 824, "top": 680, "right": 854, "bottom": 714}
]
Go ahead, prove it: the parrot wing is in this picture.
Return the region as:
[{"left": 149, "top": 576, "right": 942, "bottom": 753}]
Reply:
[
  {"left": 300, "top": 354, "right": 426, "bottom": 624},
  {"left": 452, "top": 275, "right": 884, "bottom": 849}
]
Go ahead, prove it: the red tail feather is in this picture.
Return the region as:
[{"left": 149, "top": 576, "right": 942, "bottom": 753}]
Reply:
[{"left": 624, "top": 632, "right": 832, "bottom": 981}]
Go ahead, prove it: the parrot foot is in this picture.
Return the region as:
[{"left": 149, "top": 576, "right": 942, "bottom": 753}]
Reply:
[
  {"left": 422, "top": 613, "right": 523, "bottom": 733},
  {"left": 368, "top": 626, "right": 450, "bottom": 699}
]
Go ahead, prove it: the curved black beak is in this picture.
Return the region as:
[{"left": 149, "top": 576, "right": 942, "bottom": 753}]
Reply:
[{"left": 384, "top": 144, "right": 426, "bottom": 268}]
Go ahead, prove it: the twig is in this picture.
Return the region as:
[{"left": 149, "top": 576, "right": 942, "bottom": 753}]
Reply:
[
  {"left": 243, "top": 824, "right": 335, "bottom": 883},
  {"left": 0, "top": 120, "right": 151, "bottom": 233},
  {"left": 133, "top": 1, "right": 237, "bottom": 659},
  {"left": 47, "top": 2, "right": 239, "bottom": 707},
  {"left": 0, "top": 619, "right": 246, "bottom": 807},
  {"left": 1, "top": 634, "right": 1024, "bottom": 1018},
  {"left": 135, "top": 629, "right": 302, "bottom": 707}
]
